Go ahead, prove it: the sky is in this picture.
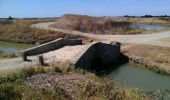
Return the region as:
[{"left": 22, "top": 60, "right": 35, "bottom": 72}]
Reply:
[{"left": 0, "top": 0, "right": 170, "bottom": 18}]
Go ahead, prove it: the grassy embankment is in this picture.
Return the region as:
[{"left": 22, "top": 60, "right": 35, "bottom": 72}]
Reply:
[
  {"left": 122, "top": 18, "right": 170, "bottom": 75},
  {"left": 0, "top": 51, "right": 17, "bottom": 59},
  {"left": 123, "top": 44, "right": 170, "bottom": 75},
  {"left": 0, "top": 20, "right": 85, "bottom": 44},
  {"left": 0, "top": 65, "right": 154, "bottom": 100}
]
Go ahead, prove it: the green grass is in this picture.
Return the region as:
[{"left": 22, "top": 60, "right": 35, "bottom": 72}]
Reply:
[
  {"left": 148, "top": 66, "right": 168, "bottom": 75},
  {"left": 0, "top": 41, "right": 35, "bottom": 50}
]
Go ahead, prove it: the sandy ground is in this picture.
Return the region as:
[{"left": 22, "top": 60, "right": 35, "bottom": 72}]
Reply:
[
  {"left": 43, "top": 45, "right": 85, "bottom": 63},
  {"left": 32, "top": 22, "right": 170, "bottom": 47}
]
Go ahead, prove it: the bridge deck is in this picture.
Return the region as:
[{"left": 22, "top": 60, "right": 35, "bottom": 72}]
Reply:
[{"left": 43, "top": 45, "right": 85, "bottom": 64}]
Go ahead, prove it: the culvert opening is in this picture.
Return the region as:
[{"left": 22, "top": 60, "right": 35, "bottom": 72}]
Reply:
[
  {"left": 91, "top": 57, "right": 104, "bottom": 71},
  {"left": 90, "top": 53, "right": 129, "bottom": 76}
]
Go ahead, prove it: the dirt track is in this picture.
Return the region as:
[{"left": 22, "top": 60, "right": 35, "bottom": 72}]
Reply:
[{"left": 32, "top": 22, "right": 170, "bottom": 47}]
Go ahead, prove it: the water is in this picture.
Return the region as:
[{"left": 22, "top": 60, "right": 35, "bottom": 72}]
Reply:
[
  {"left": 107, "top": 63, "right": 170, "bottom": 90},
  {"left": 0, "top": 47, "right": 19, "bottom": 53},
  {"left": 0, "top": 41, "right": 35, "bottom": 54},
  {"left": 132, "top": 23, "right": 166, "bottom": 30}
]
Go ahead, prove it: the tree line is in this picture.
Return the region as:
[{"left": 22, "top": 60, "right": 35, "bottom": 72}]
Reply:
[{"left": 124, "top": 15, "right": 170, "bottom": 18}]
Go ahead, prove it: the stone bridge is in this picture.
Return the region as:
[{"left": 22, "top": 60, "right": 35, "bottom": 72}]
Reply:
[{"left": 21, "top": 38, "right": 122, "bottom": 70}]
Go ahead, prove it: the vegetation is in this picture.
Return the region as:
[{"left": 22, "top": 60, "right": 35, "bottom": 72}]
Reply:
[
  {"left": 52, "top": 14, "right": 143, "bottom": 35},
  {"left": 0, "top": 66, "right": 150, "bottom": 100},
  {"left": 0, "top": 52, "right": 17, "bottom": 59},
  {"left": 0, "top": 41, "right": 35, "bottom": 50},
  {"left": 124, "top": 15, "right": 170, "bottom": 18},
  {"left": 0, "top": 19, "right": 86, "bottom": 44},
  {"left": 0, "top": 19, "right": 13, "bottom": 25},
  {"left": 129, "top": 17, "right": 170, "bottom": 26},
  {"left": 1, "top": 16, "right": 170, "bottom": 99},
  {"left": 123, "top": 44, "right": 170, "bottom": 75}
]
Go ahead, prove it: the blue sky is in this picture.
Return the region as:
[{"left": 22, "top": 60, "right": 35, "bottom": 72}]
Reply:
[{"left": 0, "top": 0, "right": 170, "bottom": 18}]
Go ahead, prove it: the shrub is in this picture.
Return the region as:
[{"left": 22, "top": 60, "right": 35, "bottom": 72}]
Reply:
[
  {"left": 0, "top": 23, "right": 85, "bottom": 44},
  {"left": 0, "top": 83, "right": 22, "bottom": 100},
  {"left": 52, "top": 14, "right": 142, "bottom": 35}
]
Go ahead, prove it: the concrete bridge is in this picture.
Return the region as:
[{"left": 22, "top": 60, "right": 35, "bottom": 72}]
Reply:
[{"left": 21, "top": 38, "right": 122, "bottom": 70}]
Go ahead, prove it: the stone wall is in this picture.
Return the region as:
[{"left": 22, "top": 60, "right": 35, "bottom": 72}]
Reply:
[
  {"left": 73, "top": 42, "right": 121, "bottom": 70},
  {"left": 21, "top": 38, "right": 82, "bottom": 61}
]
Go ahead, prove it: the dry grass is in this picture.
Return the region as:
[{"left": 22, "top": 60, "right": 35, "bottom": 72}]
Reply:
[
  {"left": 15, "top": 18, "right": 57, "bottom": 25},
  {"left": 129, "top": 18, "right": 170, "bottom": 26},
  {"left": 0, "top": 52, "right": 17, "bottom": 59},
  {"left": 122, "top": 43, "right": 170, "bottom": 74},
  {"left": 52, "top": 14, "right": 143, "bottom": 35},
  {"left": 0, "top": 22, "right": 86, "bottom": 44}
]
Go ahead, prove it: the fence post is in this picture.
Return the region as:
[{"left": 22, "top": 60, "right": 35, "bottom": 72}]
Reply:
[
  {"left": 38, "top": 55, "right": 44, "bottom": 66},
  {"left": 22, "top": 52, "right": 27, "bottom": 61}
]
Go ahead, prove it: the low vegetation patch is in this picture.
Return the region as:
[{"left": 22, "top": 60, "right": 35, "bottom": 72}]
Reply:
[
  {"left": 129, "top": 18, "right": 170, "bottom": 26},
  {"left": 0, "top": 19, "right": 87, "bottom": 44},
  {"left": 0, "top": 52, "right": 17, "bottom": 59},
  {"left": 0, "top": 66, "right": 150, "bottom": 100},
  {"left": 123, "top": 44, "right": 170, "bottom": 75},
  {"left": 51, "top": 14, "right": 143, "bottom": 35}
]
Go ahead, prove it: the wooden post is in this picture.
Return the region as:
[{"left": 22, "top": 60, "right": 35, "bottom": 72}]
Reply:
[
  {"left": 38, "top": 55, "right": 44, "bottom": 66},
  {"left": 22, "top": 53, "right": 27, "bottom": 61}
]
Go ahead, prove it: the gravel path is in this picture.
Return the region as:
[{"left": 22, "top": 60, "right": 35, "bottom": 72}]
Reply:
[{"left": 32, "top": 22, "right": 170, "bottom": 47}]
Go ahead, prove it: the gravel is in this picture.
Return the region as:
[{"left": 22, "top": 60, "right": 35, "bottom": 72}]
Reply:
[{"left": 25, "top": 73, "right": 91, "bottom": 93}]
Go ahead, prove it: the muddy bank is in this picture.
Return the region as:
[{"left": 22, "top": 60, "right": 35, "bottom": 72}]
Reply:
[{"left": 122, "top": 44, "right": 170, "bottom": 75}]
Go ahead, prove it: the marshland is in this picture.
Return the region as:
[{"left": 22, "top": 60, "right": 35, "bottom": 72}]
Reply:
[{"left": 1, "top": 0, "right": 170, "bottom": 100}]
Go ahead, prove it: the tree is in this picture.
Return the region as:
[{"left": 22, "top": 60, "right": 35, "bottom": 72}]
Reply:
[
  {"left": 8, "top": 16, "right": 14, "bottom": 20},
  {"left": 124, "top": 15, "right": 130, "bottom": 18}
]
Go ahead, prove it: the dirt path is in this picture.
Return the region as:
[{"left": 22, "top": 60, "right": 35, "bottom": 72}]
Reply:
[
  {"left": 0, "top": 57, "right": 37, "bottom": 74},
  {"left": 32, "top": 22, "right": 170, "bottom": 47}
]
